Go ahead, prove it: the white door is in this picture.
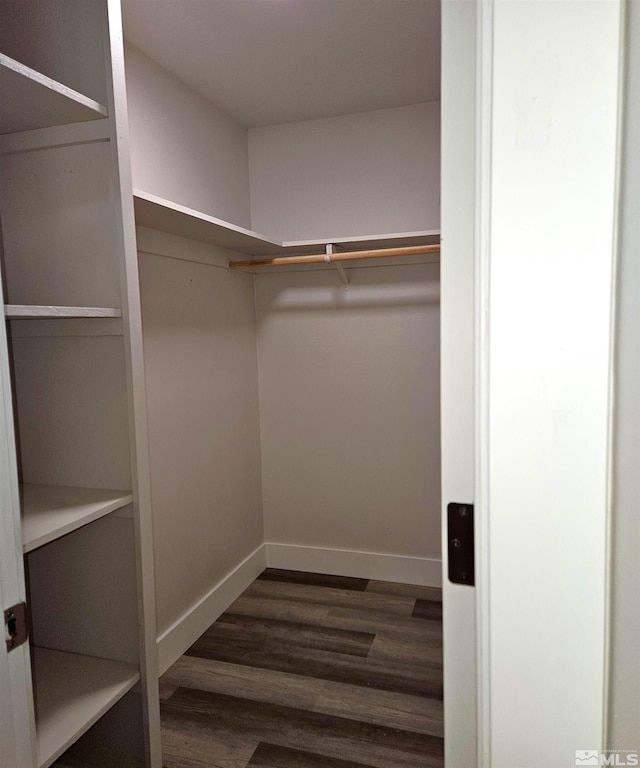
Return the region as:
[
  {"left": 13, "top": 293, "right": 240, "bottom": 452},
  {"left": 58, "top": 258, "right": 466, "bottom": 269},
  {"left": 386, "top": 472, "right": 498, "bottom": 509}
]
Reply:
[
  {"left": 441, "top": 1, "right": 625, "bottom": 766},
  {"left": 0, "top": 271, "right": 36, "bottom": 767},
  {"left": 441, "top": 1, "right": 478, "bottom": 766}
]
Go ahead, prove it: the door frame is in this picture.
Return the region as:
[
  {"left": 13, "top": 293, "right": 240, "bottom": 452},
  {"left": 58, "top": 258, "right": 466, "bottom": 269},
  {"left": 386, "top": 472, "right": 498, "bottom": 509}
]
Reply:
[
  {"left": 0, "top": 275, "right": 36, "bottom": 767},
  {"left": 440, "top": 2, "right": 479, "bottom": 766}
]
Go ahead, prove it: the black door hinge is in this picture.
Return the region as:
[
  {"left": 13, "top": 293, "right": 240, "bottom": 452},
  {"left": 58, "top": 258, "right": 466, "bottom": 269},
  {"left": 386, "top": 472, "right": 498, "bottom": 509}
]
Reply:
[
  {"left": 5, "top": 602, "right": 28, "bottom": 652},
  {"left": 448, "top": 503, "right": 475, "bottom": 586}
]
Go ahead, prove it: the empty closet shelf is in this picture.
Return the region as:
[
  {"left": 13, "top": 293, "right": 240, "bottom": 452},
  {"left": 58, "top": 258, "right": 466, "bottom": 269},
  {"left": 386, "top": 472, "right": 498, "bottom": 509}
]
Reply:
[
  {"left": 133, "top": 188, "right": 282, "bottom": 255},
  {"left": 21, "top": 484, "right": 133, "bottom": 553},
  {"left": 33, "top": 647, "right": 139, "bottom": 768},
  {"left": 0, "top": 53, "right": 108, "bottom": 135},
  {"left": 4, "top": 306, "right": 121, "bottom": 319}
]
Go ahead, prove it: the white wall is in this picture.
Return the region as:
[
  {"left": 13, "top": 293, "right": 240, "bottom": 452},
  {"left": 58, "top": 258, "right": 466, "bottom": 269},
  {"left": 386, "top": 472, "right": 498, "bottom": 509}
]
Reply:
[
  {"left": 248, "top": 103, "right": 440, "bottom": 241},
  {"left": 125, "top": 44, "right": 251, "bottom": 229},
  {"left": 136, "top": 231, "right": 263, "bottom": 640},
  {"left": 255, "top": 263, "right": 441, "bottom": 584}
]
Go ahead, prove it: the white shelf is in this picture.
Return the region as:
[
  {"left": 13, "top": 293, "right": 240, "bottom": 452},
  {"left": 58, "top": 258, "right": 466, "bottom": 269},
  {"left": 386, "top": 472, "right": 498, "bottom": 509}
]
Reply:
[
  {"left": 0, "top": 54, "right": 108, "bottom": 136},
  {"left": 284, "top": 229, "right": 440, "bottom": 253},
  {"left": 4, "top": 305, "right": 121, "bottom": 320},
  {"left": 133, "top": 188, "right": 440, "bottom": 258},
  {"left": 33, "top": 647, "right": 139, "bottom": 768},
  {"left": 133, "top": 189, "right": 283, "bottom": 256},
  {"left": 21, "top": 484, "right": 133, "bottom": 553}
]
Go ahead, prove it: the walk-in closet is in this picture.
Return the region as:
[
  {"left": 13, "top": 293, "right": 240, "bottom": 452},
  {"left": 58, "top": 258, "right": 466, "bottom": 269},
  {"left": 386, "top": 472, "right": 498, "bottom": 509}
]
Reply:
[
  {"left": 124, "top": 0, "right": 442, "bottom": 651},
  {"left": 124, "top": 3, "right": 445, "bottom": 765}
]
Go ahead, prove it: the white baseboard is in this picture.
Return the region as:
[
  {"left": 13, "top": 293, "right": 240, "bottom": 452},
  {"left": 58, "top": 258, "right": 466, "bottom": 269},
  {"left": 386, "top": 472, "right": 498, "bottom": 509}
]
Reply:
[
  {"left": 156, "top": 542, "right": 441, "bottom": 674},
  {"left": 156, "top": 543, "right": 266, "bottom": 674},
  {"left": 265, "top": 543, "right": 442, "bottom": 588}
]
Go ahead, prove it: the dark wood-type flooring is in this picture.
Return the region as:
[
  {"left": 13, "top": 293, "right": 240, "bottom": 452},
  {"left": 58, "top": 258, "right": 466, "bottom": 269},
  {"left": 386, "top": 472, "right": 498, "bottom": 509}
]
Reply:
[{"left": 160, "top": 569, "right": 444, "bottom": 768}]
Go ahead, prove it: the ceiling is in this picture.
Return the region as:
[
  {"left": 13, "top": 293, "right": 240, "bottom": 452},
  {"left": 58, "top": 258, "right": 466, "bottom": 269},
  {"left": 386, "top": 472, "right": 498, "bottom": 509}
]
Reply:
[{"left": 122, "top": 0, "right": 441, "bottom": 128}]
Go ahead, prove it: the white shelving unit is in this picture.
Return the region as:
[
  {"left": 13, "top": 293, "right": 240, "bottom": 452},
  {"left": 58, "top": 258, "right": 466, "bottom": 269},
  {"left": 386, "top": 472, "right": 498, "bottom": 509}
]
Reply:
[
  {"left": 21, "top": 485, "right": 133, "bottom": 553},
  {"left": 133, "top": 188, "right": 440, "bottom": 259},
  {"left": 0, "top": 2, "right": 161, "bottom": 767},
  {"left": 5, "top": 306, "right": 121, "bottom": 320},
  {"left": 33, "top": 648, "right": 139, "bottom": 768},
  {"left": 0, "top": 53, "right": 107, "bottom": 135}
]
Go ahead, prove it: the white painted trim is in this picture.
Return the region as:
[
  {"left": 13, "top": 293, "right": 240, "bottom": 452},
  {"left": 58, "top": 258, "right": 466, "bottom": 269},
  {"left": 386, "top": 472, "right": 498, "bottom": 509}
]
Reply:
[
  {"left": 265, "top": 543, "right": 442, "bottom": 588},
  {"left": 475, "top": 1, "right": 494, "bottom": 766},
  {"left": 105, "top": 4, "right": 164, "bottom": 762},
  {"left": 605, "top": 0, "right": 639, "bottom": 748},
  {"left": 441, "top": 2, "right": 479, "bottom": 764},
  {"left": 156, "top": 544, "right": 267, "bottom": 675},
  {"left": 0, "top": 261, "right": 36, "bottom": 765}
]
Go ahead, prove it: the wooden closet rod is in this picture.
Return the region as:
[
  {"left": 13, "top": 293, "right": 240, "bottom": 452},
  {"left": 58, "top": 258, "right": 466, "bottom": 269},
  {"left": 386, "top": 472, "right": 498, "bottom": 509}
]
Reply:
[{"left": 229, "top": 243, "right": 440, "bottom": 269}]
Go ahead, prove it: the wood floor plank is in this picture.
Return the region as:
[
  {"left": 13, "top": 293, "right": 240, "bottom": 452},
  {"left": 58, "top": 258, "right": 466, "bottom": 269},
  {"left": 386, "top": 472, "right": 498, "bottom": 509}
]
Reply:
[
  {"left": 312, "top": 679, "right": 444, "bottom": 739},
  {"left": 162, "top": 724, "right": 257, "bottom": 768},
  {"left": 412, "top": 599, "right": 443, "bottom": 621},
  {"left": 327, "top": 605, "right": 443, "bottom": 645},
  {"left": 228, "top": 594, "right": 331, "bottom": 624},
  {"left": 184, "top": 629, "right": 443, "bottom": 699},
  {"left": 161, "top": 656, "right": 320, "bottom": 711},
  {"left": 368, "top": 635, "right": 443, "bottom": 667},
  {"left": 247, "top": 742, "right": 377, "bottom": 768},
  {"left": 162, "top": 688, "right": 444, "bottom": 768},
  {"left": 215, "top": 613, "right": 375, "bottom": 657},
  {"left": 244, "top": 580, "right": 416, "bottom": 617},
  {"left": 161, "top": 656, "right": 442, "bottom": 737},
  {"left": 228, "top": 595, "right": 442, "bottom": 644},
  {"left": 366, "top": 581, "right": 443, "bottom": 602},
  {"left": 258, "top": 569, "right": 369, "bottom": 592}
]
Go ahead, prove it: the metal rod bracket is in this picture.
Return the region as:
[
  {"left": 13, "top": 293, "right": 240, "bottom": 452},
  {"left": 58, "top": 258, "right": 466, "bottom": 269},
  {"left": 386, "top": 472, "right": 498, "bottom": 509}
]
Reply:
[{"left": 326, "top": 244, "right": 350, "bottom": 290}]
